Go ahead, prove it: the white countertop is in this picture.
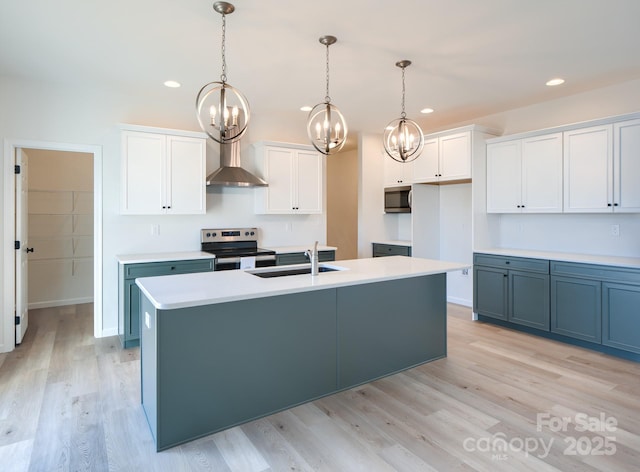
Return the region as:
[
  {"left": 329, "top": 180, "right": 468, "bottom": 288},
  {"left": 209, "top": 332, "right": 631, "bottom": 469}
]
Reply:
[
  {"left": 265, "top": 245, "right": 337, "bottom": 254},
  {"left": 475, "top": 248, "right": 640, "bottom": 269},
  {"left": 116, "top": 251, "right": 214, "bottom": 264},
  {"left": 372, "top": 240, "right": 412, "bottom": 247},
  {"left": 136, "top": 256, "right": 468, "bottom": 310}
]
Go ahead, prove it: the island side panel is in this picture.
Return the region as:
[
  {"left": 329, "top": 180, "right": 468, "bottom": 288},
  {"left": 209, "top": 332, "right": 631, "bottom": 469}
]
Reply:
[
  {"left": 140, "top": 295, "right": 158, "bottom": 443},
  {"left": 336, "top": 274, "right": 447, "bottom": 389},
  {"left": 153, "top": 289, "right": 338, "bottom": 451}
]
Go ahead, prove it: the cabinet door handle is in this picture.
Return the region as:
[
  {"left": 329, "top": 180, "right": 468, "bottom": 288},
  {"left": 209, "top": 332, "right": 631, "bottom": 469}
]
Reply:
[
  {"left": 505, "top": 261, "right": 510, "bottom": 264},
  {"left": 607, "top": 203, "right": 612, "bottom": 207},
  {"left": 613, "top": 203, "right": 619, "bottom": 207},
  {"left": 171, "top": 266, "right": 176, "bottom": 270}
]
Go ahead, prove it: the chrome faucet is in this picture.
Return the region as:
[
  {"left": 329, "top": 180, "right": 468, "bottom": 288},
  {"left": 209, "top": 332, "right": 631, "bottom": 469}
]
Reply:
[{"left": 305, "top": 241, "right": 319, "bottom": 276}]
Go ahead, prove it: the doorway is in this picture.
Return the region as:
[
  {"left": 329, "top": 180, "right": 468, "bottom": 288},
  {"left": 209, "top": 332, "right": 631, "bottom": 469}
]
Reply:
[{"left": 2, "top": 139, "right": 103, "bottom": 353}]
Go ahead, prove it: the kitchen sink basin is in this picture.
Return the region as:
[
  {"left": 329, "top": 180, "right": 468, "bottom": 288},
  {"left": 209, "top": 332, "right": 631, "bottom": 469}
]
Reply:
[{"left": 248, "top": 264, "right": 346, "bottom": 278}]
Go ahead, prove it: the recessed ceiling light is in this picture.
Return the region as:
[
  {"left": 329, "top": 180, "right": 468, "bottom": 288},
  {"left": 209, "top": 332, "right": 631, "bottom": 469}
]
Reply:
[
  {"left": 546, "top": 78, "right": 565, "bottom": 87},
  {"left": 164, "top": 80, "right": 181, "bottom": 88},
  {"left": 300, "top": 106, "right": 312, "bottom": 112},
  {"left": 420, "top": 108, "right": 434, "bottom": 114}
]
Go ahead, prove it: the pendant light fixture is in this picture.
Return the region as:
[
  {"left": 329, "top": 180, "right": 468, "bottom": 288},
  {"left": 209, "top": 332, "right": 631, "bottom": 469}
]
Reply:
[
  {"left": 306, "top": 35, "right": 348, "bottom": 155},
  {"left": 196, "top": 2, "right": 249, "bottom": 144},
  {"left": 383, "top": 60, "right": 424, "bottom": 163}
]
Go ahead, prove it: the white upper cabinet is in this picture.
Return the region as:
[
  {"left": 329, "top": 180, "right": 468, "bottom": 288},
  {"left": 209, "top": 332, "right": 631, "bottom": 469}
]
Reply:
[
  {"left": 383, "top": 153, "right": 413, "bottom": 187},
  {"left": 253, "top": 142, "right": 323, "bottom": 214},
  {"left": 614, "top": 119, "right": 640, "bottom": 212},
  {"left": 487, "top": 140, "right": 522, "bottom": 213},
  {"left": 521, "top": 133, "right": 563, "bottom": 212},
  {"left": 413, "top": 131, "right": 471, "bottom": 183},
  {"left": 487, "top": 133, "right": 563, "bottom": 213},
  {"left": 120, "top": 128, "right": 206, "bottom": 215},
  {"left": 563, "top": 125, "right": 613, "bottom": 212}
]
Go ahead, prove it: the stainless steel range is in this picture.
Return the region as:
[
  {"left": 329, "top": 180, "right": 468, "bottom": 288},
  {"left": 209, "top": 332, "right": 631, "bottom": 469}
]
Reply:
[{"left": 200, "top": 228, "right": 276, "bottom": 271}]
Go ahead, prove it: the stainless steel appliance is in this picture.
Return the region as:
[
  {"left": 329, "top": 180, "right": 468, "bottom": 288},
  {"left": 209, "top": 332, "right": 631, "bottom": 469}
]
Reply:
[
  {"left": 200, "top": 227, "right": 276, "bottom": 271},
  {"left": 384, "top": 185, "right": 412, "bottom": 213}
]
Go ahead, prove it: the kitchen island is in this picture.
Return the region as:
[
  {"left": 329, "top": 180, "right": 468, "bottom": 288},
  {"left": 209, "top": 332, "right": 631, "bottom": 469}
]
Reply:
[{"left": 137, "top": 256, "right": 468, "bottom": 451}]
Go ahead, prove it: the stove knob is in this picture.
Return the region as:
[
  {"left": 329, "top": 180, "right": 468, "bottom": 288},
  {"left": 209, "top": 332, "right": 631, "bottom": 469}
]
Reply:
[
  {"left": 206, "top": 232, "right": 211, "bottom": 238},
  {"left": 212, "top": 232, "right": 217, "bottom": 238},
  {"left": 245, "top": 231, "right": 249, "bottom": 236},
  {"left": 250, "top": 231, "right": 255, "bottom": 236}
]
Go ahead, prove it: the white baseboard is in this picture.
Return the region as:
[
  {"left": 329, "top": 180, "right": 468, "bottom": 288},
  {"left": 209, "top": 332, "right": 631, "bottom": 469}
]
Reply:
[
  {"left": 99, "top": 327, "right": 118, "bottom": 338},
  {"left": 447, "top": 296, "right": 472, "bottom": 307},
  {"left": 28, "top": 297, "right": 94, "bottom": 310}
]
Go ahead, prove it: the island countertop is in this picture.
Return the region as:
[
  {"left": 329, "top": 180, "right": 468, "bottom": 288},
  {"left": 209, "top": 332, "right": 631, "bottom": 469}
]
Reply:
[{"left": 136, "top": 256, "right": 468, "bottom": 310}]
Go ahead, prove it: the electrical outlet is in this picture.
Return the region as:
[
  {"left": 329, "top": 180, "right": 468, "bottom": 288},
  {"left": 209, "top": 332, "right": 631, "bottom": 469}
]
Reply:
[
  {"left": 151, "top": 224, "right": 160, "bottom": 236},
  {"left": 611, "top": 224, "right": 620, "bottom": 237},
  {"left": 461, "top": 268, "right": 469, "bottom": 276}
]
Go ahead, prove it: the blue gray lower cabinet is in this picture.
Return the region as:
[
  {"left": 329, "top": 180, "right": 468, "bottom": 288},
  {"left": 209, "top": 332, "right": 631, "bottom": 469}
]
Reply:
[
  {"left": 140, "top": 274, "right": 446, "bottom": 451},
  {"left": 118, "top": 259, "right": 214, "bottom": 348},
  {"left": 473, "top": 254, "right": 550, "bottom": 330},
  {"left": 474, "top": 253, "right": 640, "bottom": 361},
  {"left": 372, "top": 243, "right": 412, "bottom": 257},
  {"left": 275, "top": 250, "right": 335, "bottom": 266}
]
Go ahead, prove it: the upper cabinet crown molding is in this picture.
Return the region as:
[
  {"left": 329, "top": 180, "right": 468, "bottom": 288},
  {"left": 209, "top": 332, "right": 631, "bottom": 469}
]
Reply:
[
  {"left": 118, "top": 123, "right": 206, "bottom": 140},
  {"left": 485, "top": 111, "right": 640, "bottom": 145}
]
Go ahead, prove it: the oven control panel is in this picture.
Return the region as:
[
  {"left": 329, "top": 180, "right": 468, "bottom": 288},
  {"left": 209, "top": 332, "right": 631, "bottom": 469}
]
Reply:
[{"left": 201, "top": 228, "right": 258, "bottom": 243}]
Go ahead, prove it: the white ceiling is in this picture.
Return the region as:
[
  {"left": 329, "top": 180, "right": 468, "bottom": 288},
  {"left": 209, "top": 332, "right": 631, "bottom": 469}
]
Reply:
[{"left": 2, "top": 0, "right": 640, "bottom": 140}]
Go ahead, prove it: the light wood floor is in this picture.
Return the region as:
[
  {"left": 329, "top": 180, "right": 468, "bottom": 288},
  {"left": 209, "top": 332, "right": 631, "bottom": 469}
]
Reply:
[{"left": 1, "top": 303, "right": 639, "bottom": 471}]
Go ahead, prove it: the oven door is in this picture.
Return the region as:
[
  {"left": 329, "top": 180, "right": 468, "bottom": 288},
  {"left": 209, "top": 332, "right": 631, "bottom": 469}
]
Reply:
[{"left": 214, "top": 255, "right": 277, "bottom": 271}]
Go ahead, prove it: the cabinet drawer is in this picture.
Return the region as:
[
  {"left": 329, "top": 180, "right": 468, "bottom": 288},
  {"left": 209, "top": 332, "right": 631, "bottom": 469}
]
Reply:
[
  {"left": 373, "top": 243, "right": 411, "bottom": 257},
  {"left": 276, "top": 253, "right": 308, "bottom": 266},
  {"left": 125, "top": 259, "right": 213, "bottom": 279},
  {"left": 550, "top": 261, "right": 640, "bottom": 284},
  {"left": 276, "top": 250, "right": 336, "bottom": 266},
  {"left": 319, "top": 250, "right": 336, "bottom": 262},
  {"left": 474, "top": 253, "right": 549, "bottom": 273}
]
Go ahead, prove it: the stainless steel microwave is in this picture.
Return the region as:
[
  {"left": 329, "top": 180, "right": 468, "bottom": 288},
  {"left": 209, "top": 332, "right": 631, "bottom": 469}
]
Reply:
[{"left": 384, "top": 185, "right": 412, "bottom": 213}]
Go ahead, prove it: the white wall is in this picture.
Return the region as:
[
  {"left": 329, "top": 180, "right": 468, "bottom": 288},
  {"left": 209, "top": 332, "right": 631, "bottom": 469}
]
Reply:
[
  {"left": 357, "top": 133, "right": 398, "bottom": 257},
  {"left": 0, "top": 76, "right": 326, "bottom": 340}
]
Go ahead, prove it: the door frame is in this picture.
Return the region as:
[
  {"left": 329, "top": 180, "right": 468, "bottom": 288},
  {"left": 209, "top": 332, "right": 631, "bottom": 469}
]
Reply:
[{"left": 3, "top": 139, "right": 103, "bottom": 352}]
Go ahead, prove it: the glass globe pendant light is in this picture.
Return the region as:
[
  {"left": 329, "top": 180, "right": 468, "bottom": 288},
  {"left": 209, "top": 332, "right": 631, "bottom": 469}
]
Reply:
[
  {"left": 383, "top": 60, "right": 424, "bottom": 163},
  {"left": 196, "top": 2, "right": 249, "bottom": 144},
  {"left": 306, "top": 35, "right": 348, "bottom": 155}
]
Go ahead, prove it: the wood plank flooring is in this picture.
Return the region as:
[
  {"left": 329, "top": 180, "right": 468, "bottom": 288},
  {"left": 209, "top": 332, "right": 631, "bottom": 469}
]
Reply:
[{"left": 0, "top": 303, "right": 638, "bottom": 471}]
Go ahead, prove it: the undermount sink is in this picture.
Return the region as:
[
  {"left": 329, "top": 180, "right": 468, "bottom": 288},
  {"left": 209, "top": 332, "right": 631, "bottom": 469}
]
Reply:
[{"left": 248, "top": 264, "right": 346, "bottom": 278}]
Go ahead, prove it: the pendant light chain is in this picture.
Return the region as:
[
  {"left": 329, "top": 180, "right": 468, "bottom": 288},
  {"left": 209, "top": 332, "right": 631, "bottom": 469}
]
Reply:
[
  {"left": 325, "top": 43, "right": 331, "bottom": 104},
  {"left": 400, "top": 65, "right": 406, "bottom": 119},
  {"left": 220, "top": 12, "right": 227, "bottom": 83}
]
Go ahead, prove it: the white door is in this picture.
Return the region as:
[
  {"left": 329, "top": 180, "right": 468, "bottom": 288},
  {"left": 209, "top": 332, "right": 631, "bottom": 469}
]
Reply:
[
  {"left": 166, "top": 135, "right": 206, "bottom": 214},
  {"left": 264, "top": 147, "right": 296, "bottom": 213},
  {"left": 614, "top": 119, "right": 640, "bottom": 212},
  {"left": 15, "top": 149, "right": 29, "bottom": 344},
  {"left": 295, "top": 150, "right": 323, "bottom": 214},
  {"left": 439, "top": 131, "right": 471, "bottom": 181},
  {"left": 412, "top": 137, "right": 439, "bottom": 182},
  {"left": 563, "top": 125, "right": 613, "bottom": 213},
  {"left": 486, "top": 140, "right": 522, "bottom": 213},
  {"left": 521, "top": 133, "right": 563, "bottom": 213}
]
